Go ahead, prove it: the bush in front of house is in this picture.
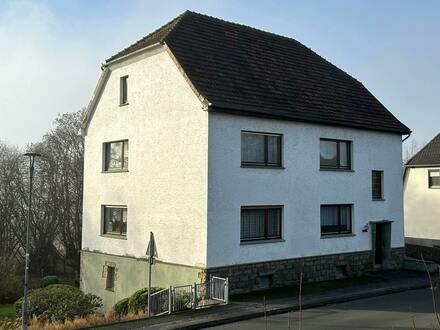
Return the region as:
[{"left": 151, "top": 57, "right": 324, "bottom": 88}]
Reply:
[
  {"left": 14, "top": 284, "right": 102, "bottom": 322},
  {"left": 127, "top": 287, "right": 163, "bottom": 314},
  {"left": 0, "top": 261, "right": 22, "bottom": 303},
  {"left": 114, "top": 297, "right": 129, "bottom": 316},
  {"left": 173, "top": 290, "right": 192, "bottom": 310},
  {"left": 41, "top": 275, "right": 59, "bottom": 288}
]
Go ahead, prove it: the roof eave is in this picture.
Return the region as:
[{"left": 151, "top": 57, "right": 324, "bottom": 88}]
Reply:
[{"left": 208, "top": 102, "right": 411, "bottom": 136}]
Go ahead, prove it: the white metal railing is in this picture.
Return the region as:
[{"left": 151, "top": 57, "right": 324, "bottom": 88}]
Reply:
[
  {"left": 149, "top": 287, "right": 170, "bottom": 316},
  {"left": 148, "top": 276, "right": 228, "bottom": 316}
]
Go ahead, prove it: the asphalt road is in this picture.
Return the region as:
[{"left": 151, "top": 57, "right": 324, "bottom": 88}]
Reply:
[{"left": 211, "top": 288, "right": 440, "bottom": 330}]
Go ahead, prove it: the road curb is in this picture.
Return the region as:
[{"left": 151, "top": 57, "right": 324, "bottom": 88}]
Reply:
[{"left": 175, "top": 282, "right": 430, "bottom": 330}]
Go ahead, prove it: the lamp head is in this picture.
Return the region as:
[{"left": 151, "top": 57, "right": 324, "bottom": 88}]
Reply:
[{"left": 24, "top": 152, "right": 41, "bottom": 158}]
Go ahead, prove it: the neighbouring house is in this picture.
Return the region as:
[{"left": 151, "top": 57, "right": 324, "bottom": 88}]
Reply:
[
  {"left": 80, "top": 11, "right": 411, "bottom": 310},
  {"left": 404, "top": 133, "right": 440, "bottom": 262}
]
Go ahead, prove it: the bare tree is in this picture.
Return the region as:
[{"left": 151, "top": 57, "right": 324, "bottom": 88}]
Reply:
[{"left": 0, "top": 109, "right": 84, "bottom": 278}]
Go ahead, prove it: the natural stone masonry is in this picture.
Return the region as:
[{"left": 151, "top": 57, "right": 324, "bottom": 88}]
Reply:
[
  {"left": 406, "top": 244, "right": 440, "bottom": 263},
  {"left": 201, "top": 248, "right": 405, "bottom": 294}
]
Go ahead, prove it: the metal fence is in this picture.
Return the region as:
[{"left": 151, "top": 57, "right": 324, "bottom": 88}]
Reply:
[
  {"left": 149, "top": 276, "right": 228, "bottom": 316},
  {"left": 150, "top": 288, "right": 170, "bottom": 316}
]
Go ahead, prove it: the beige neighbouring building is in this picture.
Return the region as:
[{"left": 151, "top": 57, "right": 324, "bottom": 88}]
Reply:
[
  {"left": 80, "top": 11, "right": 410, "bottom": 310},
  {"left": 404, "top": 133, "right": 440, "bottom": 262}
]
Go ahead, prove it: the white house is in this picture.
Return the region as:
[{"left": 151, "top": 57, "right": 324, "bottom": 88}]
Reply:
[
  {"left": 404, "top": 133, "right": 440, "bottom": 262},
  {"left": 80, "top": 11, "right": 411, "bottom": 309}
]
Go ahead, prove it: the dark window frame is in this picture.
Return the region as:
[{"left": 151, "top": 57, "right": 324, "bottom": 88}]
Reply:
[
  {"left": 320, "top": 138, "right": 352, "bottom": 170},
  {"left": 241, "top": 131, "right": 282, "bottom": 168},
  {"left": 103, "top": 140, "right": 129, "bottom": 171},
  {"left": 240, "top": 205, "right": 282, "bottom": 242},
  {"left": 120, "top": 75, "right": 128, "bottom": 106},
  {"left": 320, "top": 204, "right": 353, "bottom": 236},
  {"left": 428, "top": 169, "right": 440, "bottom": 188},
  {"left": 372, "top": 170, "right": 384, "bottom": 200},
  {"left": 102, "top": 205, "right": 127, "bottom": 237},
  {"left": 106, "top": 266, "right": 115, "bottom": 290}
]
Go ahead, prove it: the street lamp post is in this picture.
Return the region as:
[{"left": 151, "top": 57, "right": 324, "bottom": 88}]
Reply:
[{"left": 22, "top": 152, "right": 41, "bottom": 330}]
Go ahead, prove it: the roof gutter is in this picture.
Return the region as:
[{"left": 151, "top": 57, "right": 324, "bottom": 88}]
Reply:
[
  {"left": 402, "top": 132, "right": 411, "bottom": 142},
  {"left": 102, "top": 42, "right": 162, "bottom": 69}
]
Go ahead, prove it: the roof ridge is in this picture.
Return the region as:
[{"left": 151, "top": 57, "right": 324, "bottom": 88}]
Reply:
[
  {"left": 406, "top": 132, "right": 440, "bottom": 165},
  {"left": 182, "top": 11, "right": 364, "bottom": 85},
  {"left": 105, "top": 11, "right": 188, "bottom": 63}
]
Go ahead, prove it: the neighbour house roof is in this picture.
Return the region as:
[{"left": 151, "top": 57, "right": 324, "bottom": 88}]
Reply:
[
  {"left": 406, "top": 133, "right": 440, "bottom": 166},
  {"left": 104, "top": 11, "right": 410, "bottom": 135}
]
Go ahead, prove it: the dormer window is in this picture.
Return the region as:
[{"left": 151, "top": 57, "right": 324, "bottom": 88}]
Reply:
[{"left": 120, "top": 76, "right": 128, "bottom": 105}]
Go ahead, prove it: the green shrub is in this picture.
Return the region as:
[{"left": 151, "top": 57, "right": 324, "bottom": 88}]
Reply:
[
  {"left": 173, "top": 290, "right": 192, "bottom": 310},
  {"left": 0, "top": 261, "right": 22, "bottom": 303},
  {"left": 15, "top": 284, "right": 102, "bottom": 322},
  {"left": 114, "top": 297, "right": 129, "bottom": 316},
  {"left": 41, "top": 275, "right": 59, "bottom": 288},
  {"left": 127, "top": 287, "right": 162, "bottom": 313}
]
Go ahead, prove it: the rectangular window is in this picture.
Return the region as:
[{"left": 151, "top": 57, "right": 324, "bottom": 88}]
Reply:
[
  {"left": 103, "top": 206, "right": 127, "bottom": 236},
  {"left": 104, "top": 140, "right": 129, "bottom": 171},
  {"left": 241, "top": 132, "right": 282, "bottom": 167},
  {"left": 240, "top": 206, "right": 282, "bottom": 242},
  {"left": 120, "top": 76, "right": 128, "bottom": 105},
  {"left": 320, "top": 139, "right": 351, "bottom": 170},
  {"left": 429, "top": 169, "right": 440, "bottom": 188},
  {"left": 320, "top": 205, "right": 352, "bottom": 236},
  {"left": 106, "top": 266, "right": 115, "bottom": 290},
  {"left": 372, "top": 170, "right": 384, "bottom": 200}
]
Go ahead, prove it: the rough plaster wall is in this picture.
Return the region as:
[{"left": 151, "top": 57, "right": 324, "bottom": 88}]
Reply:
[
  {"left": 82, "top": 48, "right": 208, "bottom": 267},
  {"left": 404, "top": 167, "right": 440, "bottom": 240},
  {"left": 207, "top": 113, "right": 405, "bottom": 267}
]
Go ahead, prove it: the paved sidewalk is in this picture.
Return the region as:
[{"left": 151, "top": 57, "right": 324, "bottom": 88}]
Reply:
[{"left": 99, "top": 271, "right": 436, "bottom": 330}]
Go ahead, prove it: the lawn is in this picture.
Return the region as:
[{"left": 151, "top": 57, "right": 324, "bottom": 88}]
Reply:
[
  {"left": 230, "top": 274, "right": 384, "bottom": 303},
  {"left": 0, "top": 304, "right": 15, "bottom": 320}
]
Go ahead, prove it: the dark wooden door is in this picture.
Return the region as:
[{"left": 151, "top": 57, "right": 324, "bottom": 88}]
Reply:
[{"left": 375, "top": 224, "right": 383, "bottom": 265}]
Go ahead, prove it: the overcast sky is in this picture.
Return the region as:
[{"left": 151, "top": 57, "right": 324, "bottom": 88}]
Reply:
[{"left": 1, "top": 0, "right": 439, "bottom": 148}]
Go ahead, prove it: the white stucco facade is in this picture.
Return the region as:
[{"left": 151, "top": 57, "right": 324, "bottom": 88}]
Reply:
[
  {"left": 207, "top": 113, "right": 405, "bottom": 267},
  {"left": 404, "top": 167, "right": 440, "bottom": 241},
  {"left": 81, "top": 46, "right": 209, "bottom": 268},
  {"left": 82, "top": 46, "right": 405, "bottom": 273}
]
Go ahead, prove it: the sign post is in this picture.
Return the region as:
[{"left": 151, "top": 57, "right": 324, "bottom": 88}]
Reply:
[{"left": 146, "top": 232, "right": 156, "bottom": 317}]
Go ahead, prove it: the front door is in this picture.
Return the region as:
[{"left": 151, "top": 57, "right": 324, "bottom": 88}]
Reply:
[{"left": 372, "top": 222, "right": 392, "bottom": 269}]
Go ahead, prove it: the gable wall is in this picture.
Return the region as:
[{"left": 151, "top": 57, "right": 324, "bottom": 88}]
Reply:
[
  {"left": 404, "top": 167, "right": 440, "bottom": 240},
  {"left": 82, "top": 47, "right": 209, "bottom": 268}
]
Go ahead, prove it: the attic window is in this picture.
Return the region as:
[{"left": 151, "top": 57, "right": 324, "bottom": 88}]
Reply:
[{"left": 120, "top": 76, "right": 128, "bottom": 105}]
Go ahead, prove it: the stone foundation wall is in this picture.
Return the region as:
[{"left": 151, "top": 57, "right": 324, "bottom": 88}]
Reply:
[
  {"left": 202, "top": 248, "right": 405, "bottom": 294},
  {"left": 406, "top": 244, "right": 440, "bottom": 263}
]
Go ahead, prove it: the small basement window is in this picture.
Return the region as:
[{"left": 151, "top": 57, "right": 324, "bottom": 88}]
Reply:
[
  {"left": 258, "top": 275, "right": 273, "bottom": 289},
  {"left": 106, "top": 266, "right": 115, "bottom": 290}
]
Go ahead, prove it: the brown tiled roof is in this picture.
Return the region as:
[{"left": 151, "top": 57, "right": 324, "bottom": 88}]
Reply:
[
  {"left": 106, "top": 11, "right": 410, "bottom": 135},
  {"left": 406, "top": 133, "right": 440, "bottom": 166}
]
